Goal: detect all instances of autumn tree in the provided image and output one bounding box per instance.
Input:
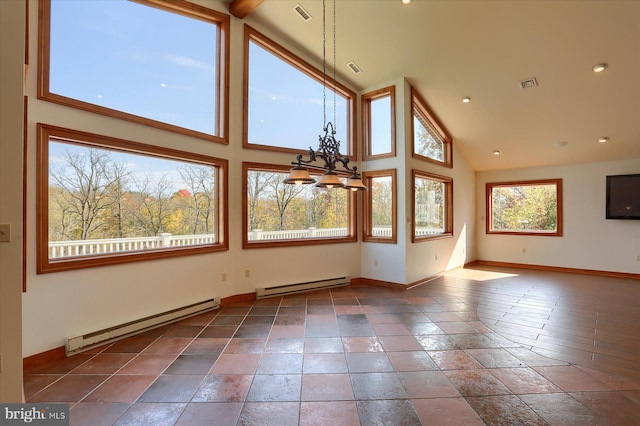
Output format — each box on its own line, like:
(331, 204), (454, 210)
(371, 177), (392, 229)
(414, 116), (444, 161)
(49, 147), (124, 240)
(179, 164), (217, 234)
(267, 173), (306, 231)
(247, 171), (274, 231)
(491, 184), (557, 231)
(126, 174), (175, 236)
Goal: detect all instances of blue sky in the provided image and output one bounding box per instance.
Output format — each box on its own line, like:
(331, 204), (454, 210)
(49, 141), (199, 192)
(50, 0), (217, 135)
(49, 0), (350, 151)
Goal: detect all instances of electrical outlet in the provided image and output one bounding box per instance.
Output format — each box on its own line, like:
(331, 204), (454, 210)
(636, 255), (640, 262)
(221, 272), (227, 281)
(434, 255), (438, 261)
(244, 269), (250, 278)
(0, 224), (10, 243)
(522, 248), (527, 254)
(374, 259), (378, 267)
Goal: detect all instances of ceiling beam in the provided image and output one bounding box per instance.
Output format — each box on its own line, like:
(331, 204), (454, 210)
(229, 0), (264, 19)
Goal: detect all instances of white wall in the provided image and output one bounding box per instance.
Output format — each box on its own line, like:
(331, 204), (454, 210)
(476, 159), (640, 274)
(360, 78), (477, 285)
(360, 78), (409, 284)
(21, 0), (362, 357)
(0, 0), (25, 401)
(404, 100), (477, 284)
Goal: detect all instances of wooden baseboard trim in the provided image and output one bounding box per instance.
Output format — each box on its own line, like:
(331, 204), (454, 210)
(221, 292), (256, 306)
(23, 346), (65, 371)
(474, 260), (640, 280)
(352, 272), (445, 291)
(352, 277), (407, 290)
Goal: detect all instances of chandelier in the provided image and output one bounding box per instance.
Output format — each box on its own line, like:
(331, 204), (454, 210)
(283, 0), (366, 191)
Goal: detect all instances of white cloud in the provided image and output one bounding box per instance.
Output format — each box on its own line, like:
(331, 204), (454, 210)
(165, 54), (215, 73)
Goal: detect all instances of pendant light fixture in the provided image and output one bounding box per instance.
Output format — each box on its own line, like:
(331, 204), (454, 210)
(283, 0), (366, 192)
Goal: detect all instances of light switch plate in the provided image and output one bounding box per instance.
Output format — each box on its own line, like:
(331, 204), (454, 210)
(0, 224), (11, 242)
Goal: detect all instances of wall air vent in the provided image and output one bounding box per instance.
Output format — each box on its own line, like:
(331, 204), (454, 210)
(293, 4), (312, 21)
(519, 77), (538, 89)
(347, 61), (362, 74)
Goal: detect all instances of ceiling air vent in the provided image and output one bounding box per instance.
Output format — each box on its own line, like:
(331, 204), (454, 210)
(347, 61), (362, 74)
(519, 77), (538, 89)
(293, 4), (312, 21)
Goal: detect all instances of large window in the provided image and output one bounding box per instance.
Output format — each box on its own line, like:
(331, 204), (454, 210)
(243, 163), (356, 248)
(412, 170), (453, 242)
(363, 170), (396, 243)
(362, 86), (395, 160)
(411, 87), (453, 168)
(37, 124), (228, 273)
(486, 179), (563, 236)
(244, 26), (356, 155)
(39, 0), (230, 143)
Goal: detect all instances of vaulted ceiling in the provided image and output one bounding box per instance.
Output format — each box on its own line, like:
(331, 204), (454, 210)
(230, 0), (640, 171)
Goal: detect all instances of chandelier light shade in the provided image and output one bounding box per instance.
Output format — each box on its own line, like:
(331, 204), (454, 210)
(316, 171), (344, 189)
(284, 0), (366, 191)
(282, 165), (315, 185)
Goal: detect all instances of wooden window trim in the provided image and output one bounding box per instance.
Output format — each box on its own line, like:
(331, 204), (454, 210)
(36, 123), (229, 274)
(412, 169), (454, 243)
(362, 169), (397, 244)
(242, 162), (357, 249)
(243, 25), (357, 157)
(486, 178), (563, 236)
(37, 0), (230, 144)
(411, 87), (453, 168)
(362, 86), (396, 160)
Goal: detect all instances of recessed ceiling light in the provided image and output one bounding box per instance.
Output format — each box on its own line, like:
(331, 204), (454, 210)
(402, 0), (411, 4)
(555, 141), (568, 148)
(462, 97), (471, 103)
(597, 136), (610, 143)
(492, 150), (501, 156)
(592, 63), (608, 73)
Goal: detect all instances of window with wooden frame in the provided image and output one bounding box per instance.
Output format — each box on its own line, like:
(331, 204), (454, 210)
(243, 162), (357, 249)
(39, 0), (230, 144)
(411, 87), (453, 168)
(362, 86), (395, 160)
(363, 169), (396, 243)
(412, 170), (453, 242)
(37, 124), (228, 274)
(244, 25), (356, 155)
(486, 179), (563, 236)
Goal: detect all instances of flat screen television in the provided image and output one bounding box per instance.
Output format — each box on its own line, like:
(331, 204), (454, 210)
(606, 173), (640, 220)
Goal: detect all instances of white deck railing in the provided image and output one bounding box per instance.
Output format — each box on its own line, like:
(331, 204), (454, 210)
(49, 227), (445, 258)
(248, 227), (348, 241)
(48, 233), (216, 259)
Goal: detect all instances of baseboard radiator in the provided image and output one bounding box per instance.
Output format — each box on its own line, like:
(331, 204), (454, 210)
(256, 276), (350, 299)
(65, 297), (220, 356)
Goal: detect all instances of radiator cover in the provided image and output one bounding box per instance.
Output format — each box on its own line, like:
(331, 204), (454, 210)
(66, 297), (220, 355)
(256, 276), (350, 299)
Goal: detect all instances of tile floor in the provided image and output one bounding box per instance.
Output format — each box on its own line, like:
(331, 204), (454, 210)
(23, 266), (640, 425)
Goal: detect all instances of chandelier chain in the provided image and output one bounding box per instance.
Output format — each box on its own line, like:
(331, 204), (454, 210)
(322, 0), (326, 127)
(333, 0), (337, 133)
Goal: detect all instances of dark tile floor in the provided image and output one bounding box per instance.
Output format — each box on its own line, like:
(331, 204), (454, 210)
(24, 266), (640, 425)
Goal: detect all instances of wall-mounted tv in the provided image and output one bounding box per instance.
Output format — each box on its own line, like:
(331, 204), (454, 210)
(606, 173), (640, 220)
